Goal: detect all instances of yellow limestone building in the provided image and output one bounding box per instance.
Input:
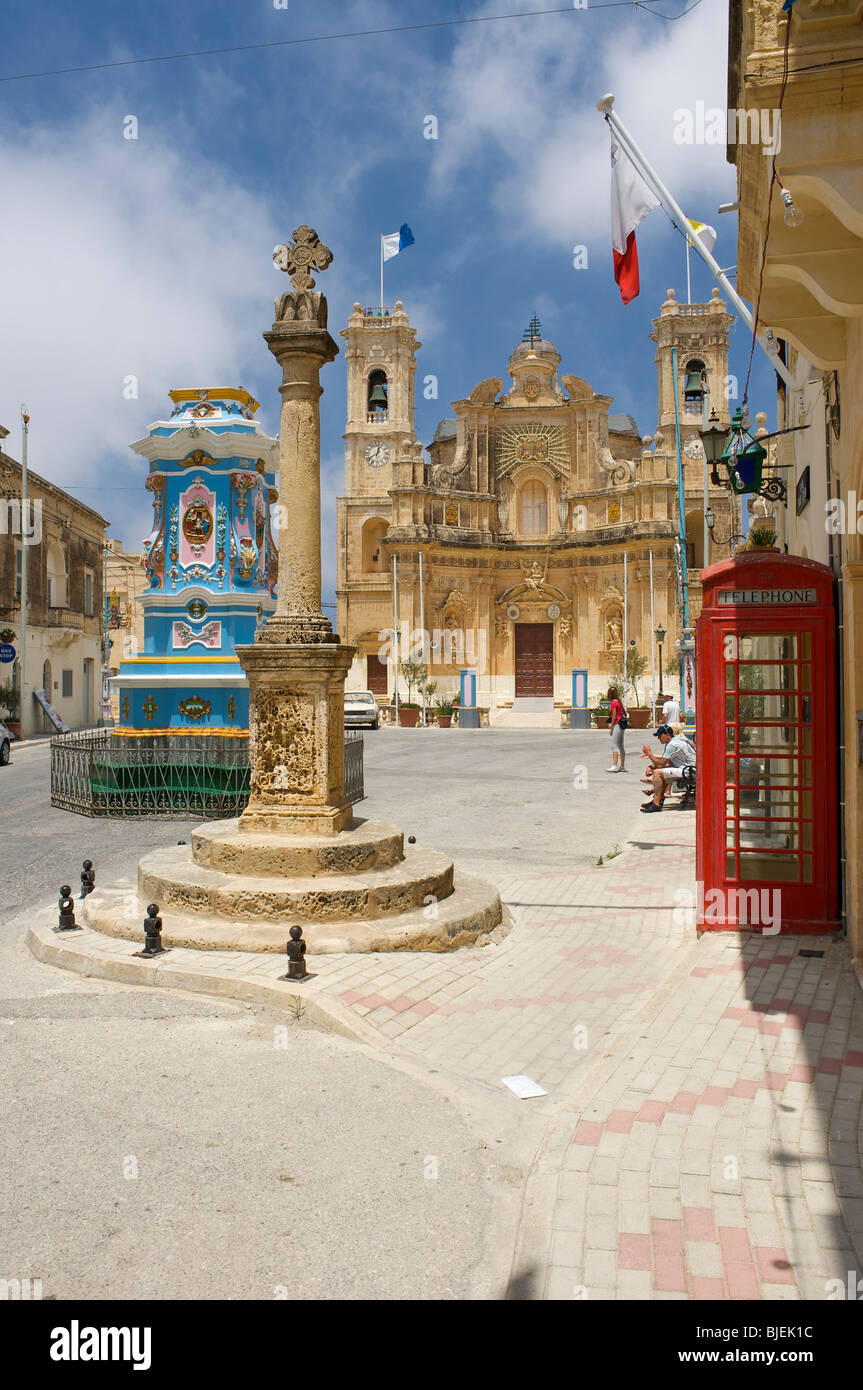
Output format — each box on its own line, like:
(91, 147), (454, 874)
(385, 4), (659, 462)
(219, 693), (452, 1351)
(337, 293), (739, 721)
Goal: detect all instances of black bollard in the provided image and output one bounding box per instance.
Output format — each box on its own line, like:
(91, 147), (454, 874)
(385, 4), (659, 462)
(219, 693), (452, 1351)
(56, 885), (80, 932)
(135, 903), (169, 958)
(408, 835), (416, 844)
(281, 924), (313, 983)
(80, 859), (95, 899)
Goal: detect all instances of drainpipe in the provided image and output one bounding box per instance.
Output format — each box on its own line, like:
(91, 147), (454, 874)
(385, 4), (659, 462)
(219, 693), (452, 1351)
(826, 381), (847, 939)
(19, 406), (29, 740)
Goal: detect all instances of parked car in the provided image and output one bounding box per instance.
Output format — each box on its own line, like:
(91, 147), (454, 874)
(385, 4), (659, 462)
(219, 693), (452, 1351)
(0, 719), (12, 766)
(344, 691), (380, 730)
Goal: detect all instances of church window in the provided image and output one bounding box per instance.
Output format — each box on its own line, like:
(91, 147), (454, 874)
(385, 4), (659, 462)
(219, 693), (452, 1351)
(518, 479), (548, 538)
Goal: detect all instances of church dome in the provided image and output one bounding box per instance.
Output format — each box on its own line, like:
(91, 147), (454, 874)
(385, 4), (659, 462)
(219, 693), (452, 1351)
(511, 338), (559, 361)
(432, 418), (457, 442)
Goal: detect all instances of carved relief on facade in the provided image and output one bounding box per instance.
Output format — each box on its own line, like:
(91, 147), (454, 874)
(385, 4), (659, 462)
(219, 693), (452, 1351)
(604, 606), (624, 649)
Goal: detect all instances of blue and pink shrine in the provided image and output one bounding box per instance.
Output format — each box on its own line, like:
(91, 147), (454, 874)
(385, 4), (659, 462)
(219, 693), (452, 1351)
(114, 388), (278, 737)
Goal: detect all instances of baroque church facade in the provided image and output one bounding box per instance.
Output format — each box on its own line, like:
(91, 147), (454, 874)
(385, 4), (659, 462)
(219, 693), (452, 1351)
(336, 287), (739, 719)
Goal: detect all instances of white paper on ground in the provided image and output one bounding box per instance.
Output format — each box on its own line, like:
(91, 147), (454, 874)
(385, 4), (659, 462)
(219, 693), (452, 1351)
(501, 1074), (547, 1099)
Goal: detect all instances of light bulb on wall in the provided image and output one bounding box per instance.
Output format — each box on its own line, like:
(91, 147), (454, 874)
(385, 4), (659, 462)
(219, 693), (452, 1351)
(781, 187), (804, 229)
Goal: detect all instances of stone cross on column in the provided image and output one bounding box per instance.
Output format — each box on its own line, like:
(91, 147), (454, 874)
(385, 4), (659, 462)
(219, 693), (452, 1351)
(235, 228), (355, 836)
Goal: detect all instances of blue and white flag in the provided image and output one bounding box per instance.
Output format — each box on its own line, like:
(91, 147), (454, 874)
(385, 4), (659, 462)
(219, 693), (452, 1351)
(382, 224), (415, 261)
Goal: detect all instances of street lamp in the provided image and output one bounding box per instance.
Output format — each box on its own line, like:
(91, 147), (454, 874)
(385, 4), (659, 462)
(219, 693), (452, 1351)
(701, 407), (728, 488)
(655, 624), (666, 712)
(705, 504), (746, 549)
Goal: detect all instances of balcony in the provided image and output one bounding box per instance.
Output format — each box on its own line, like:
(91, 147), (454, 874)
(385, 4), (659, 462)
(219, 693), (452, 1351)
(731, 2), (863, 370)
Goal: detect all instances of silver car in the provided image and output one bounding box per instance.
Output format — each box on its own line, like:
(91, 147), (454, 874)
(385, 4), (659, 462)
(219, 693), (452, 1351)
(0, 719), (11, 766)
(344, 691), (380, 730)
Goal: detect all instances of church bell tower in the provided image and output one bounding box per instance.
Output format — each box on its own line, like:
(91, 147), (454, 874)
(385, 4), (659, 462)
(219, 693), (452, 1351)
(337, 301), (421, 685)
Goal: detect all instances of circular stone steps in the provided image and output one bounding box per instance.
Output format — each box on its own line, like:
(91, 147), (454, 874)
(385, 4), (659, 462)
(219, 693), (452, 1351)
(137, 843), (454, 922)
(191, 818), (405, 877)
(83, 875), (509, 954)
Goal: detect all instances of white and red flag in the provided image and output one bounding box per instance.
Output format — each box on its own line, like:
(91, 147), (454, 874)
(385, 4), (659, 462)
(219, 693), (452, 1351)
(609, 132), (659, 304)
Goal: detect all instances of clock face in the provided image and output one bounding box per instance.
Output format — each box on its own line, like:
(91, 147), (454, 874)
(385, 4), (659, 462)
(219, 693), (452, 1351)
(365, 441), (390, 468)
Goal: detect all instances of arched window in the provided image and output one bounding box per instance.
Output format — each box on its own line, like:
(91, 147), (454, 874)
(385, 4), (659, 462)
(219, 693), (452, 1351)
(361, 518), (389, 573)
(682, 358), (706, 416)
(518, 479), (548, 538)
(685, 510), (705, 569)
(367, 370), (389, 418)
(46, 542), (68, 608)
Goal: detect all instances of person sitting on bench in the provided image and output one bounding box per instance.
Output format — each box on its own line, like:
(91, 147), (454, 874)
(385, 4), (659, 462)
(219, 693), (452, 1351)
(639, 724), (696, 814)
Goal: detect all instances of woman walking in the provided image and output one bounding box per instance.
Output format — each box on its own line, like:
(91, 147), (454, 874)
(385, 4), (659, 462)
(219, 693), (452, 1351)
(606, 685), (627, 773)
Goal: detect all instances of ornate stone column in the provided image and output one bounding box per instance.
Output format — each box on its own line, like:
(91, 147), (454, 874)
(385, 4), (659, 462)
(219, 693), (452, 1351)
(236, 227), (355, 836)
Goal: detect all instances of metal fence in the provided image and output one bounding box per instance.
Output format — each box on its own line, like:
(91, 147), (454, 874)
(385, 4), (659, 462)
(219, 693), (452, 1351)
(50, 728), (364, 818)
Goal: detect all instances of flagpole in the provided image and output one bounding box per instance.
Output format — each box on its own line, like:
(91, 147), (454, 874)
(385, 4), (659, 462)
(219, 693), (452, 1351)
(623, 551), (628, 702)
(380, 237), (384, 314)
(649, 549), (656, 715)
(685, 236), (691, 305)
(597, 94), (798, 394)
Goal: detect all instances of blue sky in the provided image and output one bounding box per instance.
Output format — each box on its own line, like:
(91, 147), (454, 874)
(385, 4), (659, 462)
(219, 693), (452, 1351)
(0, 0), (775, 603)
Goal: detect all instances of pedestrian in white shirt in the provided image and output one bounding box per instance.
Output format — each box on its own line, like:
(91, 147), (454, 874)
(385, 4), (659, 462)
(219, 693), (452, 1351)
(661, 693), (681, 726)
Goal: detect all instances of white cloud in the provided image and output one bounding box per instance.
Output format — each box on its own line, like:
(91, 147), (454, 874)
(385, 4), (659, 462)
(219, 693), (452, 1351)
(0, 107), (288, 543)
(429, 0), (732, 245)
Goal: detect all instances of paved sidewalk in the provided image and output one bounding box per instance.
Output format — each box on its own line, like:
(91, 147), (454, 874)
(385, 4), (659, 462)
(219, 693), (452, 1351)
(26, 766), (863, 1302)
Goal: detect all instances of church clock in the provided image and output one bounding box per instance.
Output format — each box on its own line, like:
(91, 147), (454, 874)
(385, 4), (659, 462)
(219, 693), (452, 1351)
(365, 441), (391, 468)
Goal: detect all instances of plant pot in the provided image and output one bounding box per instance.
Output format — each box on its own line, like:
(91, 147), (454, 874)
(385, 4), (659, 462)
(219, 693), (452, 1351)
(397, 707), (420, 727)
(437, 715), (452, 728)
(5, 720), (20, 738)
(627, 708), (652, 729)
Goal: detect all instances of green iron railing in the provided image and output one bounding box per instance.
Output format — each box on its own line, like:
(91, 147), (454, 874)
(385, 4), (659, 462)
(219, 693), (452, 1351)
(50, 729), (364, 818)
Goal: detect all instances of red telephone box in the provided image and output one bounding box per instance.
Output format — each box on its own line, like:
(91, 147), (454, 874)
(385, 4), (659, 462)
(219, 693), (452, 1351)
(696, 552), (838, 933)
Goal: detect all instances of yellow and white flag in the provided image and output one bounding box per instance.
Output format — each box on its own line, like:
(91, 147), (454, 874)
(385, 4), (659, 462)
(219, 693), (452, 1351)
(687, 219), (717, 254)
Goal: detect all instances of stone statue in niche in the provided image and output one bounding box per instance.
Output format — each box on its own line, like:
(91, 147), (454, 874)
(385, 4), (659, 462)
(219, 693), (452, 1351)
(606, 610), (623, 648)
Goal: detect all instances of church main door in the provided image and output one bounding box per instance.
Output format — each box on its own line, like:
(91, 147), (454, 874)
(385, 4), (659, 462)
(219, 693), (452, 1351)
(366, 654), (388, 695)
(514, 623), (554, 698)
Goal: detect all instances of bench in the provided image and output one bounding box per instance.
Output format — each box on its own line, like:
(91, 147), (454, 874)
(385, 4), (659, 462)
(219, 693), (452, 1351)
(675, 764), (696, 809)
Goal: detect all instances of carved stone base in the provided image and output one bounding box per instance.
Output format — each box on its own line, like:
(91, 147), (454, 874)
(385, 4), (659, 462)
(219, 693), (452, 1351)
(257, 613), (337, 646)
(235, 639), (355, 836)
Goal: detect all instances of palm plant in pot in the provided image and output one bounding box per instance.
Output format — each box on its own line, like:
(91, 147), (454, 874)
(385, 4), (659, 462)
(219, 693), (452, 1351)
(434, 693), (456, 728)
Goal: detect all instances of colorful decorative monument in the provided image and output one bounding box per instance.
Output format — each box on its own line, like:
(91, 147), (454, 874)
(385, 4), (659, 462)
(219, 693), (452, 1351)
(114, 389), (278, 737)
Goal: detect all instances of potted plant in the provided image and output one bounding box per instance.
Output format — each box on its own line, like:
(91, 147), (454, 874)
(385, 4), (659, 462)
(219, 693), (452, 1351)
(397, 658), (427, 726)
(745, 523), (779, 552)
(612, 644), (652, 727)
(0, 680), (20, 738)
(435, 694), (455, 728)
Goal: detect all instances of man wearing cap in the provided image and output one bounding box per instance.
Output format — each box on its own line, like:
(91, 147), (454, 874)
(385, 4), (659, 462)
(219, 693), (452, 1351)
(639, 725), (695, 813)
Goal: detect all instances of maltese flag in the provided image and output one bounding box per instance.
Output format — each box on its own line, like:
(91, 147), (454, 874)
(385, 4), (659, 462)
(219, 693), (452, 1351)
(610, 133), (659, 304)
